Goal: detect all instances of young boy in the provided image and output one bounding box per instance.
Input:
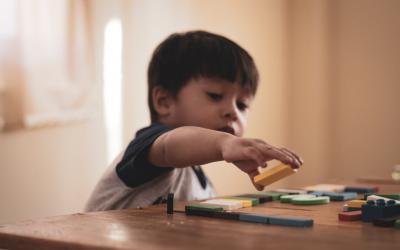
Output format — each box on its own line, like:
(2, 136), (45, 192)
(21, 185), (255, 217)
(85, 30), (302, 212)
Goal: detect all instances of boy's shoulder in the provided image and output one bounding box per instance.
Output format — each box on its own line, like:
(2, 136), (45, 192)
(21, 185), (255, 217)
(134, 123), (174, 141)
(136, 122), (173, 135)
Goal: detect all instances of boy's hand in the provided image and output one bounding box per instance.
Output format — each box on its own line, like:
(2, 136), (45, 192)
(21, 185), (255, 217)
(220, 136), (303, 191)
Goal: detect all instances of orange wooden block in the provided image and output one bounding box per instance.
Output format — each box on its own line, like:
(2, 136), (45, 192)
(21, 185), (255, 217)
(254, 164), (297, 186)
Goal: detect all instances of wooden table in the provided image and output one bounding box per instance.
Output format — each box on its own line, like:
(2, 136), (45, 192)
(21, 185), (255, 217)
(1, 182), (399, 250)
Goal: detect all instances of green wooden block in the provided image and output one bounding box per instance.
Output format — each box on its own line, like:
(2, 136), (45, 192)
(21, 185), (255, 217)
(375, 194), (400, 200)
(280, 194), (316, 203)
(185, 204), (224, 212)
(257, 191), (287, 201)
(291, 196), (330, 205)
(395, 219), (400, 229)
(227, 196), (260, 206)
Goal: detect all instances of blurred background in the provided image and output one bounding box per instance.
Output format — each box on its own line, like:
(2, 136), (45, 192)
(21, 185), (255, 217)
(0, 0), (399, 224)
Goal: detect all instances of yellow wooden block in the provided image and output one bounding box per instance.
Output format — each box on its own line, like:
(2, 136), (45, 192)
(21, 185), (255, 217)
(347, 200), (367, 208)
(220, 199), (252, 208)
(253, 164), (297, 186)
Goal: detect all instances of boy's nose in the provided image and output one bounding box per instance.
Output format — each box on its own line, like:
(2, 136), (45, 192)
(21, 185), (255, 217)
(223, 105), (238, 121)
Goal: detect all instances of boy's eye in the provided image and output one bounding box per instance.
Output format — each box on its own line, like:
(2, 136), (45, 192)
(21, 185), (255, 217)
(206, 92), (223, 101)
(237, 101), (248, 111)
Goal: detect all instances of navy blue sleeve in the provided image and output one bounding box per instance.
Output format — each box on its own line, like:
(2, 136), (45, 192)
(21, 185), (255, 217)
(116, 123), (174, 188)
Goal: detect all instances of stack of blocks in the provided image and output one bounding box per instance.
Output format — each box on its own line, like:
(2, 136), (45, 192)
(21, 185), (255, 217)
(361, 199), (400, 223)
(339, 194), (400, 228)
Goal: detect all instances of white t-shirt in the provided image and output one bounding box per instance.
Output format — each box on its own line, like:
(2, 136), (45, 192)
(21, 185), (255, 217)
(85, 123), (216, 212)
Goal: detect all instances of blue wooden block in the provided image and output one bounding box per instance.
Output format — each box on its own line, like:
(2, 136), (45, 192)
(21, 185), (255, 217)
(267, 215), (313, 227)
(239, 214), (269, 224)
(345, 186), (378, 194)
(309, 191), (357, 201)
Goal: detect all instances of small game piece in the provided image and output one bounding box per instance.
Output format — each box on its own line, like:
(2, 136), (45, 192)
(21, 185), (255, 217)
(347, 200), (367, 208)
(395, 219), (400, 229)
(273, 188), (308, 194)
(186, 205), (314, 228)
(338, 211), (362, 221)
(254, 164), (297, 186)
(367, 195), (400, 204)
(291, 196), (330, 205)
(303, 184), (346, 192)
(220, 198), (253, 208)
(309, 191), (357, 201)
(364, 194), (400, 200)
(167, 193), (174, 214)
(342, 204), (361, 212)
(239, 214), (269, 224)
(185, 204), (224, 218)
(280, 194), (316, 203)
(213, 211), (240, 220)
(185, 204), (224, 212)
(268, 215), (314, 227)
(236, 194), (273, 204)
(226, 196), (260, 206)
(257, 191), (287, 201)
(344, 185), (379, 194)
(202, 199), (243, 210)
(372, 216), (400, 227)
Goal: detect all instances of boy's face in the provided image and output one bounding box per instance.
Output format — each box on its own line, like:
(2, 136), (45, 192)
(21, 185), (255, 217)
(166, 77), (254, 137)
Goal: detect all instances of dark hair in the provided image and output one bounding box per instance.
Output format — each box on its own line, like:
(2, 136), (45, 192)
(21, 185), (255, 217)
(147, 30), (259, 122)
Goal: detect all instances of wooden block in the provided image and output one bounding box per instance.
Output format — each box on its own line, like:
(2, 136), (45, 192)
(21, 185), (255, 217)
(220, 198), (252, 208)
(345, 185), (379, 194)
(185, 204), (224, 212)
(273, 188), (308, 194)
(239, 214), (269, 224)
(343, 204), (361, 212)
(254, 164), (297, 186)
(338, 211), (362, 221)
(373, 216), (400, 227)
(304, 184), (346, 192)
(364, 194), (400, 200)
(213, 211), (240, 220)
(225, 196), (260, 206)
(257, 191), (287, 200)
(201, 199), (243, 210)
(236, 194), (272, 204)
(395, 219), (400, 229)
(367, 195), (400, 204)
(291, 196), (330, 205)
(280, 194), (316, 203)
(309, 191), (358, 201)
(185, 206), (239, 220)
(361, 199), (400, 222)
(347, 200), (367, 208)
(268, 215), (314, 227)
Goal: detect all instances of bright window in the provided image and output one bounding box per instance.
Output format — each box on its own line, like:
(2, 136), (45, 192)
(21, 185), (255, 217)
(103, 18), (123, 164)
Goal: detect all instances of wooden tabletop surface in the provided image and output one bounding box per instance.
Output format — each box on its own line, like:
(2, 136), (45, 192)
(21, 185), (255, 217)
(1, 182), (399, 250)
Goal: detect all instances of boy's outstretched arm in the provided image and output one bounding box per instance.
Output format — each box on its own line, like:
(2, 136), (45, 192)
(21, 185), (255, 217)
(149, 126), (302, 189)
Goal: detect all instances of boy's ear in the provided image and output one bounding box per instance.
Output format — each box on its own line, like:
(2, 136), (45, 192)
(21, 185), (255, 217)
(152, 86), (175, 118)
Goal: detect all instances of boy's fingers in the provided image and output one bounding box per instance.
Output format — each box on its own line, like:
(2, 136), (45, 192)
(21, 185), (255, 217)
(281, 147), (303, 168)
(244, 147), (266, 167)
(248, 169), (264, 191)
(258, 144), (292, 165)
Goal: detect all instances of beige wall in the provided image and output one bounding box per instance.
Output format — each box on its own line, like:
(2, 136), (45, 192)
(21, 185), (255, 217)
(1, 0), (399, 224)
(287, 0), (400, 186)
(330, 0), (400, 179)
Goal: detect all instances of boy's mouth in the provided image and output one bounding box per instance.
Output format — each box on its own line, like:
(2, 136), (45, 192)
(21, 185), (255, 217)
(217, 126), (235, 135)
